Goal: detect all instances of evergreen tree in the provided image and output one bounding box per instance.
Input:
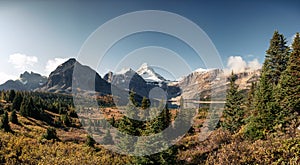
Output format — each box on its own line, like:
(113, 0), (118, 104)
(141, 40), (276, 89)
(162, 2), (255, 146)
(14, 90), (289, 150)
(141, 97), (150, 110)
(20, 97), (41, 119)
(12, 92), (23, 111)
(141, 97), (150, 119)
(133, 103), (176, 164)
(8, 90), (16, 103)
(0, 106), (4, 115)
(133, 136), (176, 165)
(116, 91), (140, 153)
(42, 127), (58, 140)
(275, 32), (300, 127)
(148, 104), (172, 133)
(20, 98), (30, 117)
(61, 114), (71, 127)
(265, 31), (290, 85)
(0, 112), (11, 132)
(54, 116), (62, 127)
(161, 104), (171, 129)
(129, 89), (137, 106)
(221, 72), (244, 133)
(244, 72), (278, 140)
(86, 135), (96, 148)
(0, 91), (4, 100)
(244, 31), (290, 140)
(245, 82), (256, 117)
(102, 129), (114, 145)
(10, 110), (18, 124)
(109, 115), (116, 127)
(2, 91), (8, 102)
(119, 92), (140, 135)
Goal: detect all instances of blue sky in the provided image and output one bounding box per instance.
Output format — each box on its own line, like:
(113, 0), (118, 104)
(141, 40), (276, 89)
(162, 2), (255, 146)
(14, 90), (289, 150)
(0, 0), (299, 83)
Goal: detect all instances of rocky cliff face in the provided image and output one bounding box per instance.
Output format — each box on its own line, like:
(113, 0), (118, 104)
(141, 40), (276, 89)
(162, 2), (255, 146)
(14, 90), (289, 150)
(170, 68), (261, 101)
(171, 69), (224, 100)
(40, 58), (111, 94)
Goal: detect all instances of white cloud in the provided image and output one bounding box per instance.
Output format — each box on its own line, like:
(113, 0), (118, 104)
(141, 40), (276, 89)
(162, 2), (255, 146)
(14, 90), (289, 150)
(225, 56), (262, 74)
(247, 58), (261, 71)
(0, 72), (18, 84)
(227, 56), (247, 73)
(8, 53), (38, 70)
(45, 58), (68, 75)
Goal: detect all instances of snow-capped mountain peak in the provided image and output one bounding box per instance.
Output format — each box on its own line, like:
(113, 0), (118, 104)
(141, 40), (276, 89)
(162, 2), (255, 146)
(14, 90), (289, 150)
(136, 63), (166, 82)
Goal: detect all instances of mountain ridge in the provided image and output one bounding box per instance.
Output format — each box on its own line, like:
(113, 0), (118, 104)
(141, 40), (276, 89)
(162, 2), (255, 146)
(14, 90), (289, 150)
(0, 58), (261, 102)
(0, 71), (47, 91)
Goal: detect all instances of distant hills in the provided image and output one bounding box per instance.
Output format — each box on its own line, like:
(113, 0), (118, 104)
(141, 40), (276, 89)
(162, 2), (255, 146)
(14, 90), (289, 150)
(0, 58), (261, 101)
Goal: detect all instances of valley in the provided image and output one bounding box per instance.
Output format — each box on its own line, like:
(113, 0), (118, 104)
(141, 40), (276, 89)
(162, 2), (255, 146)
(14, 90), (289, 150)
(0, 32), (299, 164)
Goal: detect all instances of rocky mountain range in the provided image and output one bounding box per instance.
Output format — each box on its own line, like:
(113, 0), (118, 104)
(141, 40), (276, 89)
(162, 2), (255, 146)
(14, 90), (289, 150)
(0, 58), (261, 102)
(169, 68), (261, 101)
(0, 71), (47, 91)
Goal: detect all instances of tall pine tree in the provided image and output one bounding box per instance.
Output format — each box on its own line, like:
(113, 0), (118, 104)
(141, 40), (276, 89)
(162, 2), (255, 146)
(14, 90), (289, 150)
(12, 92), (23, 111)
(221, 72), (244, 133)
(0, 112), (11, 132)
(244, 31), (290, 139)
(10, 110), (18, 124)
(265, 31), (290, 85)
(141, 97), (150, 119)
(116, 91), (140, 153)
(245, 82), (256, 117)
(275, 32), (300, 127)
(8, 90), (16, 103)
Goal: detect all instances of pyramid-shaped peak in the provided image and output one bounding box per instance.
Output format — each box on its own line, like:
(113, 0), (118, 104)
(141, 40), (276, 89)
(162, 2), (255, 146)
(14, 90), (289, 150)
(137, 63), (166, 82)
